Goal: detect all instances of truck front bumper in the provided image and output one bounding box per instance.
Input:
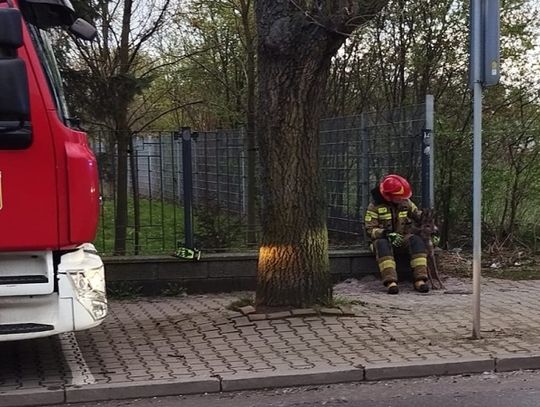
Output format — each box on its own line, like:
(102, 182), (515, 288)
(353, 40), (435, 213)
(0, 244), (107, 341)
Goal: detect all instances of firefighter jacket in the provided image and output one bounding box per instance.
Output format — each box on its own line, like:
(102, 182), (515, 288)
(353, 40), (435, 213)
(364, 187), (422, 241)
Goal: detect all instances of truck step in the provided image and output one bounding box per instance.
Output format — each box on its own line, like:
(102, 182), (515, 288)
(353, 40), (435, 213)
(0, 275), (48, 284)
(0, 323), (54, 335)
(0, 252), (54, 296)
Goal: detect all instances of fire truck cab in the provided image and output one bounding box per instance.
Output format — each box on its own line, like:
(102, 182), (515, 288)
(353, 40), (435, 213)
(0, 0), (106, 341)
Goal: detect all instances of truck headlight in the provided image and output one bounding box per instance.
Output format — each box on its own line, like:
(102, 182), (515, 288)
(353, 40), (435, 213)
(66, 268), (107, 321)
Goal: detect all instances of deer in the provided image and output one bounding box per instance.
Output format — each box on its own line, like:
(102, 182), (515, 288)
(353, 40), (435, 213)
(412, 208), (445, 290)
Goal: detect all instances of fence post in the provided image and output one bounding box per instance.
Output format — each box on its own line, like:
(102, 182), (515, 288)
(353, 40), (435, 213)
(361, 113), (370, 213)
(241, 128), (247, 216)
(422, 95), (435, 208)
(181, 127), (194, 248)
(129, 135), (141, 255)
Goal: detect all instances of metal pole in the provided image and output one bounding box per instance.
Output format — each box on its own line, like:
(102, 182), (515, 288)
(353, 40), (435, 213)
(421, 130), (430, 209)
(425, 95), (435, 208)
(182, 127), (194, 249)
(361, 113), (370, 212)
(471, 0), (483, 339)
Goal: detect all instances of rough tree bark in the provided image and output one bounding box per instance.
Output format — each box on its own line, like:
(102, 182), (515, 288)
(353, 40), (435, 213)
(238, 0), (258, 247)
(255, 0), (389, 307)
(113, 0), (133, 255)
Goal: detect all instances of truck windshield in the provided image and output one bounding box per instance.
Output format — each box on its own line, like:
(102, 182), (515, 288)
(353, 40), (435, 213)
(27, 24), (71, 122)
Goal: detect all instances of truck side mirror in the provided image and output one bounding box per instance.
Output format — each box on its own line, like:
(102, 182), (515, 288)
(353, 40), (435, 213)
(0, 59), (29, 122)
(69, 18), (97, 41)
(19, 0), (97, 42)
(0, 8), (23, 49)
(0, 8), (32, 149)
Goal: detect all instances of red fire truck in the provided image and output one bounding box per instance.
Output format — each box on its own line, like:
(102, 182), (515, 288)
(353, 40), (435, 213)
(0, 0), (106, 340)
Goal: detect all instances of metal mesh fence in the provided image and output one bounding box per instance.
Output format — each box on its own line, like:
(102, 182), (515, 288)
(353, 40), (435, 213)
(90, 103), (429, 255)
(192, 129), (247, 215)
(90, 129), (254, 255)
(321, 104), (426, 244)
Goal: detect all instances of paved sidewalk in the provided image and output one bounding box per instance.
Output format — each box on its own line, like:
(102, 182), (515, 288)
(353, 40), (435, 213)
(2, 276), (540, 406)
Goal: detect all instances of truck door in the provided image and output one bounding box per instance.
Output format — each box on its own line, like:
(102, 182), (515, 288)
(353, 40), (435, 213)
(0, 6), (59, 250)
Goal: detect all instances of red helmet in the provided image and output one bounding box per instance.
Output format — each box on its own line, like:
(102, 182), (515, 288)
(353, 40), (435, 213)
(379, 174), (412, 201)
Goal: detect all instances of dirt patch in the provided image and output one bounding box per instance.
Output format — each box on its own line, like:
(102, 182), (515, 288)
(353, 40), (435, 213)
(438, 249), (540, 280)
(334, 274), (470, 296)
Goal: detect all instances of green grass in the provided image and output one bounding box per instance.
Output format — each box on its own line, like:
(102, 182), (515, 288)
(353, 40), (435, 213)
(94, 197), (249, 255)
(94, 198), (185, 256)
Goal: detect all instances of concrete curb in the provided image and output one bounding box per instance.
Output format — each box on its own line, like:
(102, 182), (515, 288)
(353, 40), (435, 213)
(495, 353), (540, 372)
(220, 367), (364, 392)
(364, 357), (494, 381)
(0, 388), (64, 407)
(5, 355), (540, 406)
(64, 377), (221, 404)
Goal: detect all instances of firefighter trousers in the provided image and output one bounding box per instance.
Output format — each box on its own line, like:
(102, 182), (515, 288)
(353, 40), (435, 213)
(372, 234), (428, 285)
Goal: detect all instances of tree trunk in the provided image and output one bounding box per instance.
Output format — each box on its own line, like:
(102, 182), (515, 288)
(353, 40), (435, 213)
(255, 59), (332, 305)
(255, 10), (340, 307)
(239, 0), (258, 247)
(114, 131), (129, 255)
(254, 0), (388, 307)
(113, 0), (133, 255)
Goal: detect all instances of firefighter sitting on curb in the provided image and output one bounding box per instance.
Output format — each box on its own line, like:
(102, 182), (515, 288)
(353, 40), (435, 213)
(364, 174), (430, 294)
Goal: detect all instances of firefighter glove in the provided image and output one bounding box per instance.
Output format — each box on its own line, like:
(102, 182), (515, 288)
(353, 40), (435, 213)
(175, 246), (202, 260)
(387, 232), (404, 247)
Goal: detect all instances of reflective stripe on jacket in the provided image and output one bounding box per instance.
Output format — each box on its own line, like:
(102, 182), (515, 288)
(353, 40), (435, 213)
(364, 199), (422, 241)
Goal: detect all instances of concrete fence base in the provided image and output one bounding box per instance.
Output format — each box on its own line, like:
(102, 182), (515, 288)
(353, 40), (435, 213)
(103, 249), (419, 295)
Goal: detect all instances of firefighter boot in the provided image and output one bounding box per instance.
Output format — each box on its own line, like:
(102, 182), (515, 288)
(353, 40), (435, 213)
(374, 239), (398, 294)
(379, 257), (398, 294)
(387, 282), (399, 294)
(411, 253), (429, 293)
(414, 280), (429, 293)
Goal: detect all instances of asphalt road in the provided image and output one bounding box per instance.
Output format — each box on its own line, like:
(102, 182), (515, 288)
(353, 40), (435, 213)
(51, 370), (540, 407)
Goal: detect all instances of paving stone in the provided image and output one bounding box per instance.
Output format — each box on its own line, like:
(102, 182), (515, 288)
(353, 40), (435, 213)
(320, 308), (344, 316)
(267, 311), (292, 320)
(199, 323), (218, 332)
(9, 277), (540, 406)
(338, 305), (356, 316)
(291, 308), (318, 317)
(232, 316), (254, 327)
(213, 318), (231, 326)
(248, 313), (267, 321)
(239, 306), (257, 315)
(218, 325), (240, 334)
(253, 320), (274, 329)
